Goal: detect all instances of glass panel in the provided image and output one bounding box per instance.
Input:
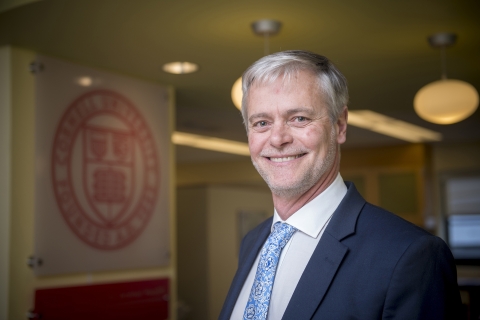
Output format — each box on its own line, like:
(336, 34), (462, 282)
(449, 215), (480, 247)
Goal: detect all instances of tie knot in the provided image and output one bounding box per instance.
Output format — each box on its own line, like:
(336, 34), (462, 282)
(271, 222), (297, 249)
(273, 221), (296, 232)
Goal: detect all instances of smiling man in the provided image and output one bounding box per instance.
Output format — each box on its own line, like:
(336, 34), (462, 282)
(219, 50), (461, 320)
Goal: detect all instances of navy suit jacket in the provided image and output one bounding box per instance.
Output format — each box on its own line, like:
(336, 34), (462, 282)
(219, 182), (461, 319)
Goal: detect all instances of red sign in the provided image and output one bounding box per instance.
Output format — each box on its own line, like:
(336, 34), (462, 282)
(51, 90), (160, 250)
(33, 279), (169, 320)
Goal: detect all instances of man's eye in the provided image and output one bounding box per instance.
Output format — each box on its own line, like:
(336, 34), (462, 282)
(288, 116), (311, 127)
(251, 120), (270, 132)
(293, 116), (309, 123)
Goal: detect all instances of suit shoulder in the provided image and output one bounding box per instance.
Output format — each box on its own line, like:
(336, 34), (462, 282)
(356, 202), (438, 245)
(342, 202), (454, 280)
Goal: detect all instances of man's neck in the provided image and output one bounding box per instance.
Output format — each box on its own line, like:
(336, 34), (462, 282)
(272, 152), (340, 221)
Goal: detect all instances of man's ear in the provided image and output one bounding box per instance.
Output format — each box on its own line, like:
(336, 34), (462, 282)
(336, 106), (348, 145)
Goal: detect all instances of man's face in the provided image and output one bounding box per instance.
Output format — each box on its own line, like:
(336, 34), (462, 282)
(246, 70), (346, 198)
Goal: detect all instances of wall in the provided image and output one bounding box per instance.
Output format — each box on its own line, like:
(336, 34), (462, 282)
(206, 186), (273, 319)
(0, 46), (12, 320)
(177, 160), (265, 187)
(177, 187), (208, 320)
(177, 185), (273, 320)
(9, 46), (36, 320)
(432, 142), (480, 172)
(3, 46), (177, 320)
(341, 144), (429, 226)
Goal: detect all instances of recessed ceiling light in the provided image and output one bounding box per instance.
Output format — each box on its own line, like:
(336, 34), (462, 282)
(162, 62), (199, 74)
(76, 76), (93, 86)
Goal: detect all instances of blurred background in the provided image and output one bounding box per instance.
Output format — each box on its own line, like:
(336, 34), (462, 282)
(1, 0), (479, 319)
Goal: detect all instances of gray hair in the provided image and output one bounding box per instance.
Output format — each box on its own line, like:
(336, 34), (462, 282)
(241, 50), (349, 129)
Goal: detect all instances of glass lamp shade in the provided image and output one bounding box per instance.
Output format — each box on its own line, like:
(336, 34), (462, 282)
(231, 77), (243, 110)
(414, 79), (479, 124)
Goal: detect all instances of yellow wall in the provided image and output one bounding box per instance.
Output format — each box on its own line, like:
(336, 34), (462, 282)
(0, 46), (12, 320)
(177, 185), (273, 320)
(340, 144), (428, 226)
(177, 187), (208, 320)
(432, 142), (480, 172)
(206, 186), (273, 319)
(9, 46), (36, 320)
(3, 46), (177, 320)
(177, 160), (266, 187)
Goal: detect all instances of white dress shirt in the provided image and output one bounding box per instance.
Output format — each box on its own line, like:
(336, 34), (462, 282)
(230, 173), (347, 320)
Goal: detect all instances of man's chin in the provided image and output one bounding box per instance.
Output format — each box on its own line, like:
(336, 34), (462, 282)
(253, 161), (312, 197)
(268, 182), (310, 199)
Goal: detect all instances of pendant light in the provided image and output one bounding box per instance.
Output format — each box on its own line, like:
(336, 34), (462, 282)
(414, 33), (479, 124)
(231, 19), (282, 110)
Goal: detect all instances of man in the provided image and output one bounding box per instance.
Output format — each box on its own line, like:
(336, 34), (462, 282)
(219, 50), (461, 319)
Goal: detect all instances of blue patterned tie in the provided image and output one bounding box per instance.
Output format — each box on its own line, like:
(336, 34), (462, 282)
(243, 222), (297, 320)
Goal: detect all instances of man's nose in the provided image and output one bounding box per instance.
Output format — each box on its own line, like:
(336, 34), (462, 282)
(269, 121), (293, 148)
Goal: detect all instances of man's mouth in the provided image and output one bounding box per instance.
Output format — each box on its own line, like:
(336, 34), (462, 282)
(268, 153), (306, 163)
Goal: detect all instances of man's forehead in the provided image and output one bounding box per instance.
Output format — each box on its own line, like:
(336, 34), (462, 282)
(245, 70), (328, 124)
(250, 69), (318, 91)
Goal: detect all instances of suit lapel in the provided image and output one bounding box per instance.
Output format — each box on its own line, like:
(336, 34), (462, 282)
(282, 233), (348, 319)
(218, 218), (272, 320)
(282, 182), (366, 320)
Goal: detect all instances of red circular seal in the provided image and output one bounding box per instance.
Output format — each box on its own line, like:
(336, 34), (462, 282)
(51, 90), (160, 250)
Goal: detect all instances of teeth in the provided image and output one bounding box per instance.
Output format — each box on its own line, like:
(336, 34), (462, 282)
(270, 155), (301, 163)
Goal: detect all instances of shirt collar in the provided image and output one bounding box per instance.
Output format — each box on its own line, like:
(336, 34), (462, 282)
(272, 173), (347, 238)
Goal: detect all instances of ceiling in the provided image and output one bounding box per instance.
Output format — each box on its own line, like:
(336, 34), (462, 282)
(1, 0), (479, 163)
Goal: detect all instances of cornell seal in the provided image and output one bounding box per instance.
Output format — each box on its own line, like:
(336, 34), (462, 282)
(51, 90), (160, 250)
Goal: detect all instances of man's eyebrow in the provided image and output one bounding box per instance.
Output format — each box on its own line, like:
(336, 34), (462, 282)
(285, 107), (316, 116)
(248, 107), (317, 123)
(248, 112), (271, 123)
